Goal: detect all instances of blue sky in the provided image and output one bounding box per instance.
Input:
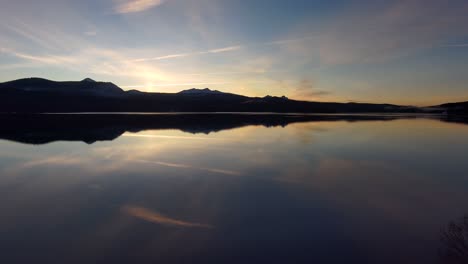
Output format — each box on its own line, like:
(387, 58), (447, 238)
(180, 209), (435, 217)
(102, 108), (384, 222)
(0, 0), (467, 105)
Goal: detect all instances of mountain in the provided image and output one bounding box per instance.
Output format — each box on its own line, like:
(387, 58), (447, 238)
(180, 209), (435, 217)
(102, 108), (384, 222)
(0, 77), (440, 113)
(436, 101), (468, 114)
(178, 88), (227, 95)
(81, 78), (96, 83)
(0, 77), (124, 96)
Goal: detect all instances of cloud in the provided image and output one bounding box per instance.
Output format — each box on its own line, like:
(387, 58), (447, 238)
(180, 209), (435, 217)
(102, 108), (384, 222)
(133, 53), (190, 62)
(133, 45), (243, 62)
(0, 45), (177, 90)
(122, 205), (213, 228)
(265, 36), (314, 46)
(287, 80), (332, 100)
(1, 17), (91, 53)
(131, 38), (315, 63)
(1, 47), (80, 65)
(0, 62), (35, 71)
(2, 23), (61, 51)
(270, 0), (468, 66)
(305, 90), (332, 97)
(114, 0), (166, 14)
(204, 45), (242, 54)
(185, 70), (268, 76)
(441, 43), (468, 48)
(316, 0), (468, 64)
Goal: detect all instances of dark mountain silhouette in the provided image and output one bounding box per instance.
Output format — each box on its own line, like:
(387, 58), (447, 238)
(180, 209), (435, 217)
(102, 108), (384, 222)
(0, 113), (454, 145)
(178, 88), (228, 95)
(0, 77), (429, 113)
(0, 77), (123, 96)
(436, 101), (468, 114)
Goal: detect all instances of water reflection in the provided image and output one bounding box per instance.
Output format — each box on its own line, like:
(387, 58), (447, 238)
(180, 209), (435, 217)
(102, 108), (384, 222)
(0, 115), (468, 263)
(1, 113), (462, 145)
(122, 205), (214, 228)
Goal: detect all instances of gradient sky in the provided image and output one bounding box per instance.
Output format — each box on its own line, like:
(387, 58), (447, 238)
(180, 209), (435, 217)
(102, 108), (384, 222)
(0, 0), (467, 105)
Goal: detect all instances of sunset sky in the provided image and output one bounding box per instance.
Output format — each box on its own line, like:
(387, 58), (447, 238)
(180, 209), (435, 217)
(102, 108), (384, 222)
(0, 0), (467, 105)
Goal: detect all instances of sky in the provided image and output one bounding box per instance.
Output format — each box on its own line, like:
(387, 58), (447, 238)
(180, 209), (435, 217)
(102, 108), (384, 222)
(0, 0), (467, 105)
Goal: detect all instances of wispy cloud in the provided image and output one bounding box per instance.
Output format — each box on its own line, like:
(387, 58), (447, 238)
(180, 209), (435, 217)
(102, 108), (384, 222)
(133, 45), (243, 62)
(441, 43), (468, 47)
(314, 0), (468, 65)
(133, 53), (190, 62)
(122, 205), (213, 228)
(114, 0), (166, 14)
(204, 45), (242, 54)
(131, 38), (312, 63)
(1, 47), (79, 65)
(0, 45), (175, 89)
(265, 36), (314, 46)
(0, 62), (36, 71)
(280, 79), (332, 101)
(1, 18), (88, 53)
(185, 70), (268, 76)
(3, 23), (60, 51)
(129, 36), (315, 63)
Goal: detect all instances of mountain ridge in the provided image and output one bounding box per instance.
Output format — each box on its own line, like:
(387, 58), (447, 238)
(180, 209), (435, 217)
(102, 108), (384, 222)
(0, 77), (464, 114)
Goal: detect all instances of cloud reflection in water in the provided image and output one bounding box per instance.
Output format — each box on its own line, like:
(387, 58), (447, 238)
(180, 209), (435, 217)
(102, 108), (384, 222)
(122, 205), (213, 229)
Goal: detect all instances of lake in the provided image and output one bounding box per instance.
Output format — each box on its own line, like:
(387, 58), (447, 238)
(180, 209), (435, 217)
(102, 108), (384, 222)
(0, 114), (467, 264)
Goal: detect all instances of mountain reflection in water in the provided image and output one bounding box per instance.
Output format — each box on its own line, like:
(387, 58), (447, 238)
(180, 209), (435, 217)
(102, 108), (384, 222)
(0, 113), (465, 145)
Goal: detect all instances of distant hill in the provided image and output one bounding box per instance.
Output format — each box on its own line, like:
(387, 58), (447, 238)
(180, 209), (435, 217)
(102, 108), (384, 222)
(178, 88), (228, 95)
(0, 77), (445, 113)
(436, 101), (468, 114)
(0, 78), (123, 96)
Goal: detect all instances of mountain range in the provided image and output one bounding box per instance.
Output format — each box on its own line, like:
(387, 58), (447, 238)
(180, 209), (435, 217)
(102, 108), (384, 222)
(0, 77), (465, 114)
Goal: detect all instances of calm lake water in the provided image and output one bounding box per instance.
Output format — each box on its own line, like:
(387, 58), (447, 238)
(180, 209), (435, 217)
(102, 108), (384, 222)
(1, 114), (467, 264)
